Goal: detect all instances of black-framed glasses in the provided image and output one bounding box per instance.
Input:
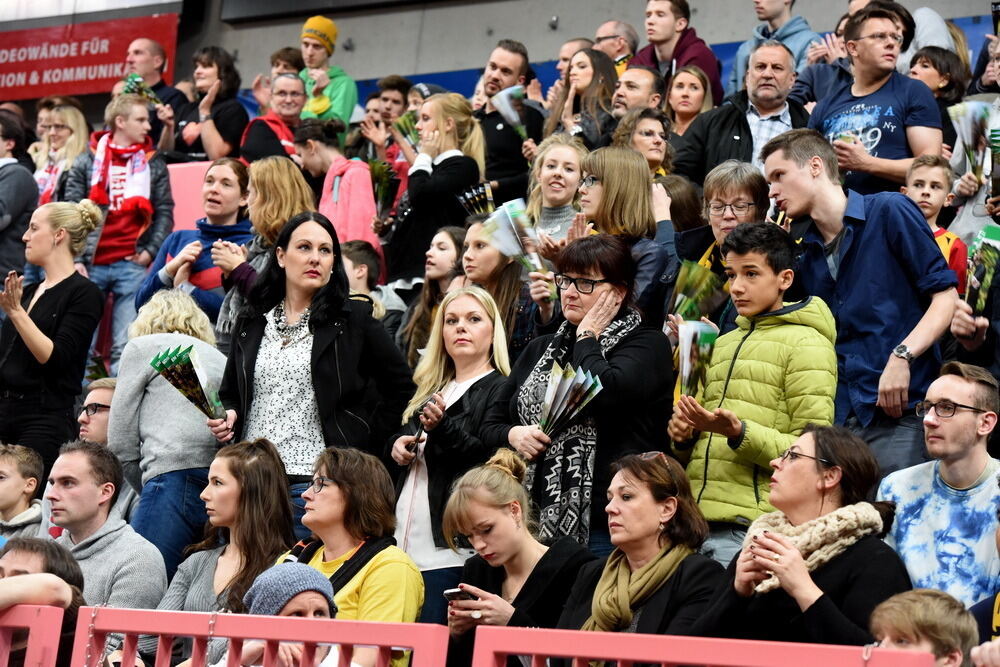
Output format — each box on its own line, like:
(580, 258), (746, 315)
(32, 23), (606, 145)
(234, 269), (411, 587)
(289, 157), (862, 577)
(81, 403), (111, 417)
(553, 273), (610, 294)
(855, 32), (903, 45)
(779, 448), (833, 466)
(707, 201), (755, 217)
(594, 34), (621, 44)
(309, 476), (336, 493)
(915, 400), (987, 419)
(579, 175), (601, 189)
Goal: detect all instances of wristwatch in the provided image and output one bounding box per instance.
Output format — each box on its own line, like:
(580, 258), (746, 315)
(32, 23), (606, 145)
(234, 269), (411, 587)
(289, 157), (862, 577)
(577, 329), (597, 341)
(199, 112), (213, 123)
(892, 344), (914, 363)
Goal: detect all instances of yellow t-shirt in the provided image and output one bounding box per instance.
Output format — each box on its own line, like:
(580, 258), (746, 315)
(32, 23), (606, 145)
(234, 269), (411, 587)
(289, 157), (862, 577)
(278, 543), (424, 667)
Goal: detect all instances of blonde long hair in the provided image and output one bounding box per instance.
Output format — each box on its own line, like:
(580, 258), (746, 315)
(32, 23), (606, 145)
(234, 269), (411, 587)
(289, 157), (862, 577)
(32, 105), (89, 173)
(248, 156), (316, 245)
(581, 146), (655, 238)
(402, 286), (510, 422)
(424, 93), (486, 179)
(128, 289), (218, 346)
(525, 134), (588, 223)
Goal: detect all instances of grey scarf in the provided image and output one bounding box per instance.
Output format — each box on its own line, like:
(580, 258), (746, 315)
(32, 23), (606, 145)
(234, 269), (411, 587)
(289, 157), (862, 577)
(216, 234), (271, 337)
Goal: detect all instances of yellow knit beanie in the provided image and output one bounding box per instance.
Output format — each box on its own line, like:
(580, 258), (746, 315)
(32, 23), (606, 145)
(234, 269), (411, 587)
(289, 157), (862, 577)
(301, 16), (338, 55)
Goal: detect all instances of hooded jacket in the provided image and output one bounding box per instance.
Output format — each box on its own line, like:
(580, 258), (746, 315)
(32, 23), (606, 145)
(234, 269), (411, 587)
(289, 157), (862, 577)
(300, 65), (358, 125)
(727, 15), (821, 96)
(672, 90), (811, 186)
(0, 499), (42, 539)
(319, 154), (382, 265)
(55, 517), (166, 609)
(682, 297), (837, 525)
(632, 27), (724, 105)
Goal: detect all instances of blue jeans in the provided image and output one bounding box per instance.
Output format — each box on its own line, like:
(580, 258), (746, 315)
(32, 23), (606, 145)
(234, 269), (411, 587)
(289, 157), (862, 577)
(845, 411), (928, 479)
(88, 259), (147, 374)
(289, 482), (312, 542)
(131, 468), (210, 581)
(420, 566), (462, 624)
(700, 524), (747, 568)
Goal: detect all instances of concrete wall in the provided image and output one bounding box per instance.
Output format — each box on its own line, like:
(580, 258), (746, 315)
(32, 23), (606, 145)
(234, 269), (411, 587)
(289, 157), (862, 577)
(177, 0), (991, 85)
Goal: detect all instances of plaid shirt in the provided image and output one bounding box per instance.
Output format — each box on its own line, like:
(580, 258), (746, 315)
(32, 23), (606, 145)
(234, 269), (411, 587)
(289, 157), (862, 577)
(746, 102), (792, 171)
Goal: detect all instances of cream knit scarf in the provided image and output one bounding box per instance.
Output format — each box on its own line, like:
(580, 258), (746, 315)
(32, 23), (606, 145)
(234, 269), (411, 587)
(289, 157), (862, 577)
(742, 502), (883, 594)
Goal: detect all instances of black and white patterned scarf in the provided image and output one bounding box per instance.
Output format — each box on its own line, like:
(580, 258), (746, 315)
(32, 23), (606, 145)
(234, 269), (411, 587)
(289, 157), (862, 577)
(516, 309), (642, 544)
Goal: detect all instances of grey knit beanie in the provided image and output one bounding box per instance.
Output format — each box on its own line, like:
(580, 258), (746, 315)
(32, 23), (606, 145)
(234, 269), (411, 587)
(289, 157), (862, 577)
(243, 563), (337, 617)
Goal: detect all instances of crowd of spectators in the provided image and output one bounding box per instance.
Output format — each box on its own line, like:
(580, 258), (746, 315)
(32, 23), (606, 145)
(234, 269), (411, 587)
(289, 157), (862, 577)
(5, 1), (1000, 665)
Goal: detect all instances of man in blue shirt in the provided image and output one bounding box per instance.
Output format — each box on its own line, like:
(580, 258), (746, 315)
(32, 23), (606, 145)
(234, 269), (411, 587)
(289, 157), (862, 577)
(761, 128), (957, 475)
(808, 6), (941, 196)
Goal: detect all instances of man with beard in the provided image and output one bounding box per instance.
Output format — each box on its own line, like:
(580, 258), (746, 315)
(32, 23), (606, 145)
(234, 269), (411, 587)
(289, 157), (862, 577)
(473, 39), (545, 204)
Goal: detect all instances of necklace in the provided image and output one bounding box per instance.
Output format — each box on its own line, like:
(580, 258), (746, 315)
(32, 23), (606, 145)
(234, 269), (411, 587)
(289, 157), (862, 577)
(274, 300), (311, 347)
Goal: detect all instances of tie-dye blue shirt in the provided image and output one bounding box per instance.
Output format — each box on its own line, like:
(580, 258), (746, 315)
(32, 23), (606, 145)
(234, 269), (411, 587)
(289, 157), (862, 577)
(878, 459), (1000, 607)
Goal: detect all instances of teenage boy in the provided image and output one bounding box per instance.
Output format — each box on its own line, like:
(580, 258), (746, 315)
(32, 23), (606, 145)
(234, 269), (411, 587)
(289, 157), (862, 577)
(299, 15), (358, 124)
(878, 362), (1000, 607)
(761, 128), (958, 476)
(727, 0), (821, 95)
(870, 589), (979, 667)
(901, 154), (967, 295)
(0, 445), (42, 539)
(668, 222), (837, 565)
(808, 6), (941, 195)
(64, 93), (174, 374)
(341, 240), (406, 339)
(632, 0), (724, 105)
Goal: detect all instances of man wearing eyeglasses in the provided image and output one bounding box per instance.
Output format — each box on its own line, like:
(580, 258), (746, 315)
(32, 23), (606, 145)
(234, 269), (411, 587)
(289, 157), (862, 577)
(673, 40), (808, 186)
(38, 378), (138, 539)
(877, 362), (1000, 608)
(239, 74), (307, 163)
(594, 21), (639, 76)
(808, 6), (941, 196)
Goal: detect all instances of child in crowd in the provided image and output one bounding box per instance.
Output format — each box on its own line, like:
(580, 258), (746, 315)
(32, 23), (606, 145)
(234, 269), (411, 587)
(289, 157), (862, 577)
(669, 222), (837, 567)
(902, 155), (967, 295)
(871, 589), (978, 667)
(0, 445), (43, 539)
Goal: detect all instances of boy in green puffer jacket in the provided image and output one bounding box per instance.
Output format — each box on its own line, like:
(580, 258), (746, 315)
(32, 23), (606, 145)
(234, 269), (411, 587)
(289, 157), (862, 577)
(669, 222), (837, 567)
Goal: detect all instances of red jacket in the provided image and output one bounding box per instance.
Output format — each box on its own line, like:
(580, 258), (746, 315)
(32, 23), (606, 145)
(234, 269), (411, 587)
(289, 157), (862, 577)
(631, 27), (723, 105)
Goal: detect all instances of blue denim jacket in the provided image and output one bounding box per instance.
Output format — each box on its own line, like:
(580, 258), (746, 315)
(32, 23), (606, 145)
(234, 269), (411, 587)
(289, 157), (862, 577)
(792, 191), (957, 426)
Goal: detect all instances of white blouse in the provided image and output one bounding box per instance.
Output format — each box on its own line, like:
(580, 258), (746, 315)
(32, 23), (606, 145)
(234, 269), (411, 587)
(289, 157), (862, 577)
(244, 307), (326, 476)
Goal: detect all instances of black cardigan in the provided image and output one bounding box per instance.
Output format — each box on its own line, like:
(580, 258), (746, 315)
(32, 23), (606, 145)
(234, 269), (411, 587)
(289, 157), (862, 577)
(691, 534), (912, 645)
(219, 299), (415, 457)
(553, 551), (724, 666)
(480, 326), (674, 531)
(389, 370), (508, 547)
(0, 273), (104, 407)
(386, 154), (479, 283)
(448, 537), (596, 667)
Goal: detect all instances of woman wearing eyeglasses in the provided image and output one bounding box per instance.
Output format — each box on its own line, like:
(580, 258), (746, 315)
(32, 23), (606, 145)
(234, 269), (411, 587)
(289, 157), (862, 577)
(611, 107), (672, 177)
(283, 447), (423, 667)
(482, 234), (673, 553)
(674, 160), (769, 334)
(554, 452), (722, 648)
(692, 425), (911, 645)
(107, 289), (227, 579)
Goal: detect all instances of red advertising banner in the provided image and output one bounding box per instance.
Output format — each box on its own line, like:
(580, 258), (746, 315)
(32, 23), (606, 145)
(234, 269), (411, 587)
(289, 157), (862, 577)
(0, 13), (178, 101)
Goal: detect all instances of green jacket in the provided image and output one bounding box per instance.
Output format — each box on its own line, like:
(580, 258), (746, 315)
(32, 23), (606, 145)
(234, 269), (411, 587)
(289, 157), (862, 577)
(684, 296), (837, 525)
(300, 65), (358, 124)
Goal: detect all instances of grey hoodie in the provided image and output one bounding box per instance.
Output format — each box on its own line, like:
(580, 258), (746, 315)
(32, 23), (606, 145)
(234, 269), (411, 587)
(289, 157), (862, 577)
(0, 499), (42, 539)
(55, 517), (166, 610)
